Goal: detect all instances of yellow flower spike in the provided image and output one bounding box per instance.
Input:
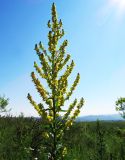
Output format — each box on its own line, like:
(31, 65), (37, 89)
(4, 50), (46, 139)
(65, 73), (80, 101)
(62, 147), (67, 157)
(34, 61), (46, 79)
(28, 3), (84, 159)
(27, 93), (44, 117)
(31, 72), (49, 101)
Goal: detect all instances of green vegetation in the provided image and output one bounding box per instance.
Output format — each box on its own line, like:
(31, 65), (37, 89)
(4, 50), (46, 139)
(116, 97), (125, 119)
(0, 116), (125, 160)
(0, 95), (10, 114)
(27, 3), (84, 159)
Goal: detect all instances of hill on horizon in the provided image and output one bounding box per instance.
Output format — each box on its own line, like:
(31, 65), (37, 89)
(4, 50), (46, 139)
(76, 114), (124, 121)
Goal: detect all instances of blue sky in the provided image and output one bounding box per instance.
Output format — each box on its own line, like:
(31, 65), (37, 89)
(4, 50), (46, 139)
(1, 0), (125, 116)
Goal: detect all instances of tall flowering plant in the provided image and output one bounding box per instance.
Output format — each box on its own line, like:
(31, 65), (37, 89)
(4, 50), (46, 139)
(27, 3), (84, 160)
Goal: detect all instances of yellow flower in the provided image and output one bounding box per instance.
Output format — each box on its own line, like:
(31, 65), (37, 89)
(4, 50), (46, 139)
(62, 147), (67, 156)
(47, 115), (53, 121)
(66, 120), (73, 127)
(42, 132), (49, 138)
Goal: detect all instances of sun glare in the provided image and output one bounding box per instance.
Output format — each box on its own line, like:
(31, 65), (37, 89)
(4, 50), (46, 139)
(110, 0), (125, 16)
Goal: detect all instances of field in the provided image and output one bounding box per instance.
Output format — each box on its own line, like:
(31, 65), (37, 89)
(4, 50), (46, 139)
(0, 116), (125, 160)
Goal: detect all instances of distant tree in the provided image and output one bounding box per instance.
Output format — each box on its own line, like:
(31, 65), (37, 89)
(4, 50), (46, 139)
(116, 97), (125, 119)
(115, 98), (125, 160)
(0, 95), (10, 114)
(27, 3), (84, 160)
